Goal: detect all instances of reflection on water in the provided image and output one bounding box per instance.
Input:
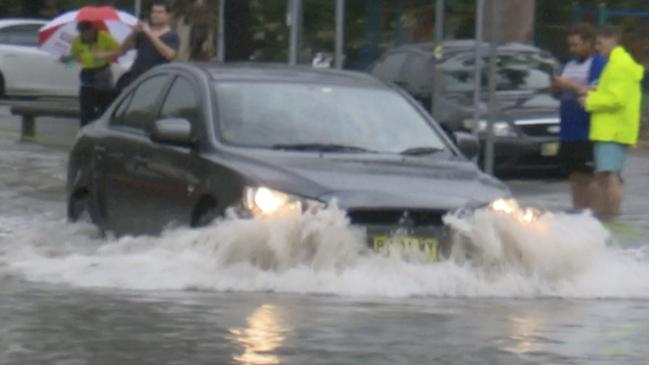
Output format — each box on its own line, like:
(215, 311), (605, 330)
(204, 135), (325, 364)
(230, 305), (287, 365)
(504, 312), (546, 354)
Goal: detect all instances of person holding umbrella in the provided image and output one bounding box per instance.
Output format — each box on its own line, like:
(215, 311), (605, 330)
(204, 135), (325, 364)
(38, 6), (138, 125)
(60, 21), (119, 127)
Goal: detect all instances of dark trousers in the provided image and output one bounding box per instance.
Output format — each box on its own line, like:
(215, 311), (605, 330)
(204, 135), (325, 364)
(79, 86), (112, 127)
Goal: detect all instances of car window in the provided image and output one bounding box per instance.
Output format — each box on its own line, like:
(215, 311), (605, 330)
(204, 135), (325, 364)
(111, 91), (134, 125)
(0, 27), (10, 44)
(214, 82), (448, 154)
(372, 52), (409, 81)
(442, 53), (555, 93)
(403, 54), (433, 93)
(111, 75), (168, 131)
(0, 24), (41, 47)
(159, 77), (200, 125)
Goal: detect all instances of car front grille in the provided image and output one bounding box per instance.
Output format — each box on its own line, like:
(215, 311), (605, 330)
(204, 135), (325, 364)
(346, 209), (446, 227)
(515, 119), (560, 137)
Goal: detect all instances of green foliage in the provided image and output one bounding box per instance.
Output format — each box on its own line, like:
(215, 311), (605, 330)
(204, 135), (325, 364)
(0, 0), (41, 16)
(0, 0), (138, 17)
(536, 0), (649, 63)
(7, 0), (649, 68)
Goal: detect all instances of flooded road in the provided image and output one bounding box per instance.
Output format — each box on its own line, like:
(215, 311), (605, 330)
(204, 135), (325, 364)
(1, 137), (648, 364)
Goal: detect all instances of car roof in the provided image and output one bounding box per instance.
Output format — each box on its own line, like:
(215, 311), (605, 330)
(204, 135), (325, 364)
(193, 62), (387, 88)
(387, 40), (550, 58)
(0, 18), (47, 28)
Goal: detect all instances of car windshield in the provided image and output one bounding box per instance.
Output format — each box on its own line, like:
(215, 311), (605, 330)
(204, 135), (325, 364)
(214, 82), (447, 154)
(442, 53), (555, 93)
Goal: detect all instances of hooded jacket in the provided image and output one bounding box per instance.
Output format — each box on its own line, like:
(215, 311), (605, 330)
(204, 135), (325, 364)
(585, 46), (644, 145)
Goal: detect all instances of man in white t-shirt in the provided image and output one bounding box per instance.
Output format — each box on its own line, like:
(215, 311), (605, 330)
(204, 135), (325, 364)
(551, 23), (607, 211)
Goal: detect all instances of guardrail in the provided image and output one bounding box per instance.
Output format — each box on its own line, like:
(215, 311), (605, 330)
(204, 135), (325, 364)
(0, 99), (79, 141)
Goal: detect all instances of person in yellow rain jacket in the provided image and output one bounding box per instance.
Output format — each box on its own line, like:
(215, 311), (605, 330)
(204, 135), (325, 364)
(579, 26), (644, 218)
(61, 21), (119, 127)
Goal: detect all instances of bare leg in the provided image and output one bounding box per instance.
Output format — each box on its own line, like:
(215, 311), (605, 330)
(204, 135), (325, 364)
(569, 171), (596, 210)
(593, 172), (622, 219)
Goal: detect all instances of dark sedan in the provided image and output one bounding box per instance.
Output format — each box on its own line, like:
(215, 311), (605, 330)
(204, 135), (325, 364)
(67, 63), (508, 259)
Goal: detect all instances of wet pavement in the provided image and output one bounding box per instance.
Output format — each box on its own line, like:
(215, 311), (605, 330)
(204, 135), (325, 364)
(1, 109), (648, 364)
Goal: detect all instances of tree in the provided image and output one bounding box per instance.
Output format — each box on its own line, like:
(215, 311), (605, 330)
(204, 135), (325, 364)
(482, 0), (535, 43)
(172, 0), (218, 61)
(224, 0), (253, 61)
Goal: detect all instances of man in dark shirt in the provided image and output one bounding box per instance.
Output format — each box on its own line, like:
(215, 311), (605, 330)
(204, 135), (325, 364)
(115, 1), (179, 87)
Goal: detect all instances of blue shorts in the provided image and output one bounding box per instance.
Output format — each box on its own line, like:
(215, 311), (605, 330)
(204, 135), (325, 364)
(593, 142), (629, 173)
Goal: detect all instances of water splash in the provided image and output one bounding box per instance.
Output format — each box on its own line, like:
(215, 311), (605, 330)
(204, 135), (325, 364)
(444, 200), (609, 280)
(1, 203), (648, 298)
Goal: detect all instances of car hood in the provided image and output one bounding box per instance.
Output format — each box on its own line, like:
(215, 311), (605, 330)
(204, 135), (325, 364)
(442, 91), (558, 126)
(499, 92), (559, 117)
(217, 150), (509, 211)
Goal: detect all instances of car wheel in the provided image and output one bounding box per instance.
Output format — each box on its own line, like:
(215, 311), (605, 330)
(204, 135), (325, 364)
(191, 198), (220, 228)
(68, 192), (96, 224)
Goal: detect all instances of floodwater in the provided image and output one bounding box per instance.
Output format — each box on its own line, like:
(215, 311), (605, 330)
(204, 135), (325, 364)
(1, 137), (648, 365)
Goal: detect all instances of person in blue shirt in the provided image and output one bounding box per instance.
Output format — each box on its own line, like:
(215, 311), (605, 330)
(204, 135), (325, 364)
(551, 23), (607, 211)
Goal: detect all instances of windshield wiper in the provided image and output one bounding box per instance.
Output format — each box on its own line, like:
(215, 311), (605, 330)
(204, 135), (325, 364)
(399, 146), (445, 156)
(272, 143), (377, 153)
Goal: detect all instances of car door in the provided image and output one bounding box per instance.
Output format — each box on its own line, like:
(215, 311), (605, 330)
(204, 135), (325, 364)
(0, 23), (78, 96)
(96, 74), (171, 234)
(131, 75), (206, 233)
(370, 52), (410, 87)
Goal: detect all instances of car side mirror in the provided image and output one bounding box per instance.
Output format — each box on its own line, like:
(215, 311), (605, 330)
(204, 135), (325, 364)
(453, 131), (480, 159)
(151, 118), (193, 146)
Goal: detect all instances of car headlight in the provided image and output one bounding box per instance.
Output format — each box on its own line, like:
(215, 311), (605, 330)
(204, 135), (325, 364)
(461, 119), (517, 137)
(243, 186), (324, 216)
(488, 198), (542, 223)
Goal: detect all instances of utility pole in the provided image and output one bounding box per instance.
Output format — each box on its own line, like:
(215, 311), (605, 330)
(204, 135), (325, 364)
(471, 0), (485, 137)
(334, 0), (345, 69)
(288, 0), (303, 65)
(217, 0), (225, 62)
(134, 0), (142, 18)
(431, 0), (444, 118)
(484, 0), (501, 175)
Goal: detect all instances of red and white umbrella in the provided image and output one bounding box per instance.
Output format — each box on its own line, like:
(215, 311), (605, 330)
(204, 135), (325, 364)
(38, 6), (137, 61)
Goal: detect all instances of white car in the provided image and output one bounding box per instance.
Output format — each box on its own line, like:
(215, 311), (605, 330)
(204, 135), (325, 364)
(0, 18), (128, 98)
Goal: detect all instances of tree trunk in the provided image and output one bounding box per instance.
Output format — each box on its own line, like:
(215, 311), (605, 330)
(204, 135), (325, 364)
(484, 0), (535, 43)
(172, 0), (217, 61)
(224, 0), (253, 61)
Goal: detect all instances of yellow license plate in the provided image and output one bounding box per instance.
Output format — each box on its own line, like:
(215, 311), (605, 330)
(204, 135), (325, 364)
(373, 235), (439, 260)
(541, 142), (559, 156)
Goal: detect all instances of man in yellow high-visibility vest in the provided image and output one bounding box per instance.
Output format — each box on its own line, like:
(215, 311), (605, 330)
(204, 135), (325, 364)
(61, 21), (119, 126)
(579, 26), (644, 218)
